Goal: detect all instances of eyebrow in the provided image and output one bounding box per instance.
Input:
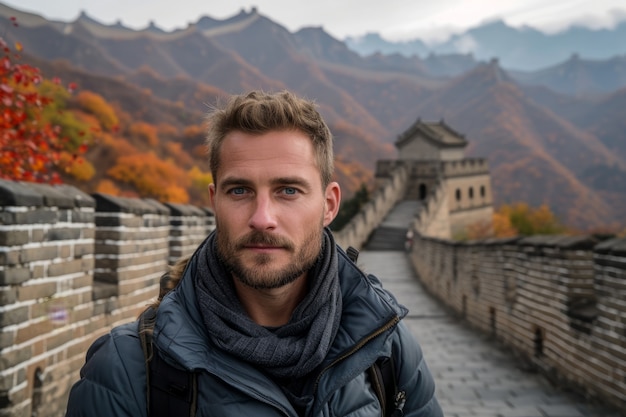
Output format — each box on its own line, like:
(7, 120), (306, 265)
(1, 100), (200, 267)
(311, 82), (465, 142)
(218, 176), (313, 191)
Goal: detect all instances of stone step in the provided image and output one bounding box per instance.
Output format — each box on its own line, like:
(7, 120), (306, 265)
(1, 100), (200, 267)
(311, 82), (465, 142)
(365, 226), (407, 250)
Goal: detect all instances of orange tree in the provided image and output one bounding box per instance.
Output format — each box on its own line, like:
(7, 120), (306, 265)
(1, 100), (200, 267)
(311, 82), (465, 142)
(0, 18), (82, 183)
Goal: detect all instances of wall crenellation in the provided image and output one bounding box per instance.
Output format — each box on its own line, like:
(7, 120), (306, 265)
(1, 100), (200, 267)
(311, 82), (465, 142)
(0, 180), (215, 417)
(334, 164), (409, 250)
(409, 232), (626, 412)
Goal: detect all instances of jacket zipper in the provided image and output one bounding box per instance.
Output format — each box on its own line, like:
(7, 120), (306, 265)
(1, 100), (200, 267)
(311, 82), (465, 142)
(313, 314), (400, 394)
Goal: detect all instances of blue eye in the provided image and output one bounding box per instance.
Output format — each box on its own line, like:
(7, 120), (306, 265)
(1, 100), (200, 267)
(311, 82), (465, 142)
(231, 187), (246, 195)
(283, 187), (297, 195)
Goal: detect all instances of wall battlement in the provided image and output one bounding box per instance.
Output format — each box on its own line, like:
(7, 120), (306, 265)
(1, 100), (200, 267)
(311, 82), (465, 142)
(441, 158), (489, 177)
(408, 232), (626, 412)
(335, 164), (409, 250)
(376, 158), (489, 180)
(0, 180), (214, 417)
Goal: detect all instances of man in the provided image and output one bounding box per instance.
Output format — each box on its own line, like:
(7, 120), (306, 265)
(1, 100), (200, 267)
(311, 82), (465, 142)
(65, 90), (443, 416)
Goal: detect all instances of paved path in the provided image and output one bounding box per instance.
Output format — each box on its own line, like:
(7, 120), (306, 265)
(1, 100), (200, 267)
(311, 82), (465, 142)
(357, 250), (623, 417)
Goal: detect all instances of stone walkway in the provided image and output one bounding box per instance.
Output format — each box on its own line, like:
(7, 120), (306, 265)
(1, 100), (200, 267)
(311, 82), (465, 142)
(357, 250), (623, 417)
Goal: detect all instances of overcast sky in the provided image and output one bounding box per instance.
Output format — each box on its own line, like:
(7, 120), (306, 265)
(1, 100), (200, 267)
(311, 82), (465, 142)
(4, 0), (626, 43)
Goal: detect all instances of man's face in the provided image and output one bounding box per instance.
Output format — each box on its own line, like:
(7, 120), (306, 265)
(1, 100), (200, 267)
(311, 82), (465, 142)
(209, 130), (340, 290)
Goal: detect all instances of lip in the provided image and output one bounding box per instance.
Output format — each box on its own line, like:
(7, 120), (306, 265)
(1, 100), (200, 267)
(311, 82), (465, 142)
(244, 245), (283, 252)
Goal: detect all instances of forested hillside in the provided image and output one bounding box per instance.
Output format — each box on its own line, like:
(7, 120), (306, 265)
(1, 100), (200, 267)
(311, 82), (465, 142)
(2, 3), (625, 231)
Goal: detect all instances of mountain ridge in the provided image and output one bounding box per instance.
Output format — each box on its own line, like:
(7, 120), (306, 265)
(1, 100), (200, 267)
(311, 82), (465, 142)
(346, 17), (626, 71)
(2, 2), (625, 231)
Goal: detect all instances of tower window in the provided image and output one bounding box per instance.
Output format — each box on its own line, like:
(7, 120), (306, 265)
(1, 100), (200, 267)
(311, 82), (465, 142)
(419, 183), (427, 200)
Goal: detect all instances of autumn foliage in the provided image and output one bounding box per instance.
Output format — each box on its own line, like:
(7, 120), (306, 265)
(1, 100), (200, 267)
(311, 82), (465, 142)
(463, 202), (567, 240)
(0, 20), (84, 183)
(107, 152), (192, 203)
(75, 91), (118, 131)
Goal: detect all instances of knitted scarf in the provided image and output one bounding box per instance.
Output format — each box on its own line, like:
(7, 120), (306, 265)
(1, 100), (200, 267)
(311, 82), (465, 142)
(194, 228), (342, 380)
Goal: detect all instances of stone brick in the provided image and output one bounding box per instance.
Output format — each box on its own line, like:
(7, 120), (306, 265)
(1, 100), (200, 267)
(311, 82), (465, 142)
(20, 246), (58, 263)
(0, 371), (15, 391)
(93, 228), (133, 241)
(16, 282), (56, 302)
(31, 264), (45, 280)
(0, 249), (20, 265)
(0, 266), (30, 285)
(0, 344), (32, 369)
(21, 182), (75, 208)
(82, 227), (95, 239)
(0, 330), (15, 350)
(47, 227), (82, 241)
(92, 281), (118, 300)
(16, 320), (54, 344)
(3, 208), (59, 225)
(70, 305), (94, 323)
(93, 193), (157, 214)
(0, 229), (29, 246)
(0, 179), (44, 206)
(70, 210), (96, 224)
(45, 327), (75, 351)
(95, 215), (139, 228)
(54, 185), (95, 208)
(95, 242), (135, 255)
(31, 228), (45, 243)
(0, 287), (17, 305)
(0, 305), (28, 327)
(58, 244), (71, 258)
(47, 259), (83, 278)
(74, 242), (94, 257)
(81, 257), (95, 271)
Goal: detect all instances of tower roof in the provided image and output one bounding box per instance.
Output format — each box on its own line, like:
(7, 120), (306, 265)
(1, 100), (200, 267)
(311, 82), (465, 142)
(396, 119), (468, 149)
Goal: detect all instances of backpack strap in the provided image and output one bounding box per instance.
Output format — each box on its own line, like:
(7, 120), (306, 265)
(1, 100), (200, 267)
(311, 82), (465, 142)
(138, 307), (157, 415)
(346, 246), (359, 263)
(369, 356), (399, 417)
(138, 307), (198, 417)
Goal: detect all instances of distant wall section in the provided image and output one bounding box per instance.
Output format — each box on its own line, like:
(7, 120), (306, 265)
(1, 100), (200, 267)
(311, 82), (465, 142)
(408, 233), (626, 411)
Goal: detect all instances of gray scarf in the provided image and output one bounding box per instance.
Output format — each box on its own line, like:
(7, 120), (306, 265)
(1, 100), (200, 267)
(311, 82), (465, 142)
(194, 228), (342, 380)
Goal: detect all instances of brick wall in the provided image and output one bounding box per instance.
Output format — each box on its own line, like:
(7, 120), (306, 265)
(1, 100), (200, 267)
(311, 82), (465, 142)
(334, 164), (409, 250)
(0, 181), (215, 417)
(409, 232), (626, 411)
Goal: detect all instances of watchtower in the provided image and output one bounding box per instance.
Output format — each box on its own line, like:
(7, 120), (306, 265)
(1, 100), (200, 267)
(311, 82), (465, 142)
(375, 119), (494, 238)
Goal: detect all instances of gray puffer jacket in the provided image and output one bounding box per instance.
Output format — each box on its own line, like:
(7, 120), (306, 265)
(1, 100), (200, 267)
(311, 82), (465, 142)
(65, 246), (443, 417)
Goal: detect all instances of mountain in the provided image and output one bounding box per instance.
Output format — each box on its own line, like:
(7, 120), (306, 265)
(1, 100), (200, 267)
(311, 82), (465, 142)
(404, 61), (626, 228)
(1, 2), (625, 231)
(510, 54), (626, 96)
(573, 87), (626, 161)
(345, 18), (626, 71)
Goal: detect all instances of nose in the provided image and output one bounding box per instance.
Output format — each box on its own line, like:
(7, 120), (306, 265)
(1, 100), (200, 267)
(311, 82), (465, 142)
(248, 194), (278, 230)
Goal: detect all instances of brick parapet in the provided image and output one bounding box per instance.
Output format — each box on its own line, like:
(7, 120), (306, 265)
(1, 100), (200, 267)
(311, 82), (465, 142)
(1, 183), (220, 417)
(0, 180), (96, 417)
(165, 203), (215, 264)
(409, 233), (626, 411)
(334, 164), (409, 250)
(441, 158), (489, 178)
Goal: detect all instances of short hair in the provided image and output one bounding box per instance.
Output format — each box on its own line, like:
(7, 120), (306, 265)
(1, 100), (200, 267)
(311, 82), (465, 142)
(206, 90), (334, 188)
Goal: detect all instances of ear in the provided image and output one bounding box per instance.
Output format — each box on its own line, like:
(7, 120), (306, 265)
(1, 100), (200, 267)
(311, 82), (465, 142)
(322, 182), (341, 227)
(208, 183), (216, 211)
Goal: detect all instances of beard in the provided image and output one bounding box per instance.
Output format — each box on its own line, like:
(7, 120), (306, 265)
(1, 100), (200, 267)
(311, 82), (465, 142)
(215, 222), (323, 290)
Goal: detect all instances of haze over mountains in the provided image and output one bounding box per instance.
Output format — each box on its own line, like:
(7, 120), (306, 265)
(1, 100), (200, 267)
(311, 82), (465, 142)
(346, 18), (626, 71)
(1, 2), (625, 231)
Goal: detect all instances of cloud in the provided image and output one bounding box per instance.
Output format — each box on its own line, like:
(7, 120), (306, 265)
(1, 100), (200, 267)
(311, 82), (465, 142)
(453, 34), (478, 53)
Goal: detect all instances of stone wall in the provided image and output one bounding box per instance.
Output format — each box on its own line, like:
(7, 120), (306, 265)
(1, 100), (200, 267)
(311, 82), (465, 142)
(408, 232), (626, 411)
(0, 180), (215, 417)
(334, 164), (409, 250)
(411, 181), (451, 239)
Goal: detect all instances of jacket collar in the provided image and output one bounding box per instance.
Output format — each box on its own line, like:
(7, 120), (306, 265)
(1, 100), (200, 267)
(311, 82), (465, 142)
(153, 244), (406, 402)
